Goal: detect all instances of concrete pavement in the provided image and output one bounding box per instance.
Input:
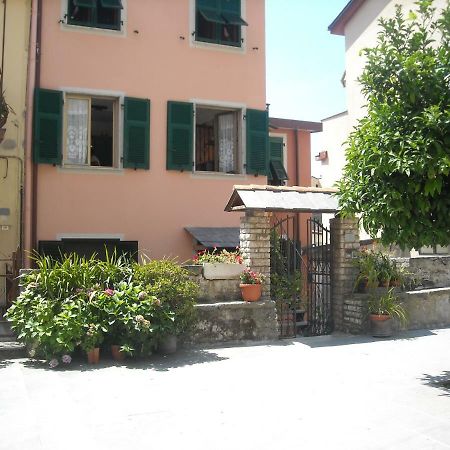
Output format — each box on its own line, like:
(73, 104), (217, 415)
(1, 328), (449, 450)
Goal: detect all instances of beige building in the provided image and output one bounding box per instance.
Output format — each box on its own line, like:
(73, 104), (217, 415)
(0, 0), (31, 308)
(319, 0), (449, 253)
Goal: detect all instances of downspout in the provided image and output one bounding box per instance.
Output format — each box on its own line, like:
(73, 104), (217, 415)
(1, 0), (6, 93)
(23, 0), (39, 267)
(294, 128), (299, 186)
(31, 0), (42, 256)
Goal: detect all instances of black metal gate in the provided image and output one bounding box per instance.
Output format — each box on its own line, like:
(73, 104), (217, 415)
(305, 218), (332, 336)
(270, 215), (332, 337)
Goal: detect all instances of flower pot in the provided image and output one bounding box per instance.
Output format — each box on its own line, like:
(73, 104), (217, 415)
(158, 335), (177, 354)
(240, 283), (262, 302)
(378, 280), (389, 288)
(203, 262), (244, 280)
(369, 314), (392, 337)
(111, 345), (125, 361)
(87, 347), (100, 364)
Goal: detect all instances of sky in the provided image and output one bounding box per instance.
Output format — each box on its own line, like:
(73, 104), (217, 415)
(265, 0), (350, 176)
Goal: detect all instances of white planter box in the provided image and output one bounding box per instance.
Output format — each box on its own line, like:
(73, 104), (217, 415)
(202, 263), (244, 280)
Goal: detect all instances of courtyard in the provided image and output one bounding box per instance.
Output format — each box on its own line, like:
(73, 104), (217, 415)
(1, 328), (449, 450)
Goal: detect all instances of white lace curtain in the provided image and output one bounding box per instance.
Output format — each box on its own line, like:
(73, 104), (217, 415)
(66, 98), (89, 165)
(218, 113), (236, 173)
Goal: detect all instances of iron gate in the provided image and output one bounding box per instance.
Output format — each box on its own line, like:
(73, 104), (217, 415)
(270, 215), (332, 337)
(306, 218), (332, 335)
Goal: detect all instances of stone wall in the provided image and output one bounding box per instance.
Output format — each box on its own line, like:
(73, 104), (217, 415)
(239, 211), (271, 301)
(407, 256), (450, 288)
(330, 217), (361, 332)
(187, 300), (279, 345)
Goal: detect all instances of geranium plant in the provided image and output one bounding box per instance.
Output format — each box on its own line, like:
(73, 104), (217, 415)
(193, 247), (243, 265)
(240, 268), (265, 285)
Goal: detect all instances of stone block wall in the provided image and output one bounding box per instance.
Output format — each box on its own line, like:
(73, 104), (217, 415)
(408, 256), (450, 288)
(330, 217), (361, 332)
(239, 211), (271, 301)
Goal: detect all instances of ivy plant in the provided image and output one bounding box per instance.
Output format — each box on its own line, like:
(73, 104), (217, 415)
(338, 0), (450, 249)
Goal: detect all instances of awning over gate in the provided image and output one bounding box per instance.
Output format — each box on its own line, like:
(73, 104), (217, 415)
(185, 227), (240, 248)
(224, 185), (339, 213)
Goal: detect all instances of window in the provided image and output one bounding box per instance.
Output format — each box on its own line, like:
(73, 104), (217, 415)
(195, 0), (247, 47)
(195, 106), (240, 173)
(33, 88), (150, 170)
(67, 0), (122, 31)
(65, 96), (117, 167)
(167, 101), (269, 175)
(268, 136), (288, 185)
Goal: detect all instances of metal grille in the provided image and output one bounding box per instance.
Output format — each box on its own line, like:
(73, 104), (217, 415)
(270, 215), (307, 338)
(305, 219), (332, 336)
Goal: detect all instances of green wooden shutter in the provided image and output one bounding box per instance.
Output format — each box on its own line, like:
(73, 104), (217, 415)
(269, 136), (284, 182)
(73, 0), (96, 7)
(246, 108), (269, 175)
(167, 101), (193, 171)
(123, 97), (150, 170)
(100, 0), (123, 9)
(33, 88), (63, 165)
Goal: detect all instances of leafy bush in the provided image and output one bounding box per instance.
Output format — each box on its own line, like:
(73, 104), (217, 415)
(6, 253), (198, 363)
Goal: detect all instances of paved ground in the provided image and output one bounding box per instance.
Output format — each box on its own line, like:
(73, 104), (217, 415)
(1, 328), (449, 450)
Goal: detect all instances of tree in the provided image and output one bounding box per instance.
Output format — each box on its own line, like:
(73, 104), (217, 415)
(338, 0), (450, 250)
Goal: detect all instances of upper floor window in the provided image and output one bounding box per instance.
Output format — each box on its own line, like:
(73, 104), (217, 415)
(195, 0), (248, 47)
(268, 137), (288, 186)
(67, 0), (123, 31)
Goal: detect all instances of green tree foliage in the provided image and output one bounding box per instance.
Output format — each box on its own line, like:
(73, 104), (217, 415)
(338, 0), (450, 249)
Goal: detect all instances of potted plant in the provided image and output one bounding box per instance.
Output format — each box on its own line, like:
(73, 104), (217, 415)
(354, 250), (379, 292)
(239, 268), (265, 302)
(193, 247), (244, 280)
(81, 323), (104, 364)
(367, 288), (407, 337)
(0, 91), (14, 143)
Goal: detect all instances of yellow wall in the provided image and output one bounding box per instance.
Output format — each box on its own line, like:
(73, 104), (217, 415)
(0, 0), (31, 306)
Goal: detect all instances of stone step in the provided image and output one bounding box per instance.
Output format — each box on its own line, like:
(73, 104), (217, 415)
(0, 340), (26, 359)
(0, 320), (14, 338)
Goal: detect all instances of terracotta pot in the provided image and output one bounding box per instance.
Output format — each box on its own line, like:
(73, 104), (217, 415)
(378, 280), (389, 288)
(390, 279), (401, 287)
(240, 283), (262, 302)
(87, 347), (100, 364)
(369, 314), (392, 337)
(111, 345), (125, 361)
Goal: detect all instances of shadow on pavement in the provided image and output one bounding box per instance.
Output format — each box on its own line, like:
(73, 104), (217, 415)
(294, 328), (437, 348)
(21, 348), (229, 372)
(420, 371), (450, 397)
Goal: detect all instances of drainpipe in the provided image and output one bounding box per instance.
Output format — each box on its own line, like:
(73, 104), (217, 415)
(31, 0), (42, 256)
(23, 0), (39, 267)
(294, 128), (299, 186)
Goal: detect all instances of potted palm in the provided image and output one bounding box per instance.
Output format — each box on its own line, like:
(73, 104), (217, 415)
(354, 250), (379, 293)
(367, 288), (407, 337)
(239, 268), (265, 302)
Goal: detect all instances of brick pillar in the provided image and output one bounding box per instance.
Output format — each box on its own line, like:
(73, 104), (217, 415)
(240, 211), (271, 301)
(330, 217), (360, 332)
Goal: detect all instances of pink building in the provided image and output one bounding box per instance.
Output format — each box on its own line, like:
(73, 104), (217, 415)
(25, 0), (319, 262)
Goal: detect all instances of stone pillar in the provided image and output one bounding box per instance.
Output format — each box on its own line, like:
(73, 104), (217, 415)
(240, 211), (271, 301)
(330, 217), (360, 332)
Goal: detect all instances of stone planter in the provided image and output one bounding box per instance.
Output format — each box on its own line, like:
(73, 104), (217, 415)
(202, 263), (244, 280)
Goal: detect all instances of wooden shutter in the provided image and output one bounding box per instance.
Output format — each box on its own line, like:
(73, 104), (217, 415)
(73, 0), (96, 7)
(269, 136), (284, 182)
(100, 0), (123, 8)
(246, 108), (269, 175)
(167, 101), (193, 171)
(33, 88), (63, 165)
(123, 97), (150, 170)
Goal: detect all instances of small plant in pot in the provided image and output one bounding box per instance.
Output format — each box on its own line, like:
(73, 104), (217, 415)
(367, 288), (408, 337)
(354, 250), (379, 292)
(239, 268), (265, 302)
(81, 323), (104, 364)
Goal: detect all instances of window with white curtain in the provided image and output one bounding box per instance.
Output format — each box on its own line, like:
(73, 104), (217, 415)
(64, 95), (117, 167)
(195, 106), (239, 173)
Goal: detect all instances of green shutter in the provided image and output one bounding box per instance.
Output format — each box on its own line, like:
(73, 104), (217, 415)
(100, 0), (123, 9)
(33, 88), (63, 165)
(167, 101), (193, 171)
(269, 137), (284, 161)
(73, 0), (96, 7)
(220, 0), (240, 13)
(246, 108), (269, 175)
(123, 97), (150, 170)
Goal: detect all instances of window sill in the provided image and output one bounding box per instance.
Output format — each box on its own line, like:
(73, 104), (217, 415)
(61, 22), (126, 37)
(190, 171), (262, 181)
(58, 165), (124, 175)
(191, 38), (246, 54)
